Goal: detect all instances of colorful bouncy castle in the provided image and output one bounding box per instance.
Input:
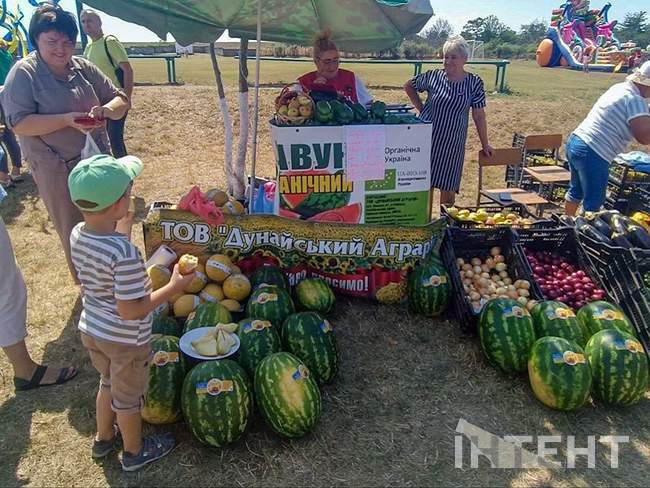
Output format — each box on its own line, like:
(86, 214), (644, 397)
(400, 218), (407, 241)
(536, 1), (631, 72)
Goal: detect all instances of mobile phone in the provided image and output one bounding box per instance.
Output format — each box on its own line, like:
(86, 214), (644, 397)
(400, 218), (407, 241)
(73, 116), (102, 127)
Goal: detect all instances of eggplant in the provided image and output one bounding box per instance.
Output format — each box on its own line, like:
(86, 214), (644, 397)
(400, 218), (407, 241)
(600, 210), (621, 226)
(626, 224), (650, 249)
(578, 223), (614, 245)
(611, 232), (633, 249)
(592, 217), (612, 238)
(610, 214), (628, 235)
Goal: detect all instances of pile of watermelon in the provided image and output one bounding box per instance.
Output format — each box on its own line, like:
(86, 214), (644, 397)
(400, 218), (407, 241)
(478, 297), (648, 411)
(144, 263), (342, 447)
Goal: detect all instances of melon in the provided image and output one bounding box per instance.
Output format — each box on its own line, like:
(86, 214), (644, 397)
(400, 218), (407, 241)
(199, 283), (225, 303)
(147, 265), (171, 291)
(205, 254), (233, 283)
(223, 273), (252, 301)
(183, 263), (208, 294)
(173, 294), (200, 317)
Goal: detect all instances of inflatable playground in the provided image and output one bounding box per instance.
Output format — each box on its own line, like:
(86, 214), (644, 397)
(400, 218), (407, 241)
(536, 1), (648, 72)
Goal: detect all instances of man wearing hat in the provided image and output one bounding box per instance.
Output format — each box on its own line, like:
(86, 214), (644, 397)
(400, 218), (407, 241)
(565, 61), (650, 215)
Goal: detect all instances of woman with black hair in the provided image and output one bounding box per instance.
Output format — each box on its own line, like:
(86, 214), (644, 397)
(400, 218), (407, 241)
(1, 3), (129, 280)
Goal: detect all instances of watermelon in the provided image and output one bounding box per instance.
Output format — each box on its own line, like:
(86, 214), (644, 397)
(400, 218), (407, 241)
(142, 336), (186, 424)
(307, 203), (362, 223)
(181, 359), (252, 447)
(236, 318), (282, 376)
(282, 312), (339, 384)
(250, 265), (289, 290)
(246, 285), (295, 327)
(294, 180), (351, 218)
(530, 301), (586, 346)
(407, 257), (451, 316)
(528, 336), (592, 411)
(584, 329), (649, 406)
(577, 301), (636, 340)
(254, 352), (322, 438)
(478, 298), (537, 374)
(295, 278), (335, 314)
(152, 316), (183, 338)
(184, 301), (232, 334)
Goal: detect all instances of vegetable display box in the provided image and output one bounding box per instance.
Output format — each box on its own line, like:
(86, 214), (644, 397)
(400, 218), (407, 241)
(270, 122), (432, 226)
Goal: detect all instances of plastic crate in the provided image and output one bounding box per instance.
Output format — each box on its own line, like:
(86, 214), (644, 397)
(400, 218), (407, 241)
(619, 287), (650, 360)
(441, 205), (556, 230)
(441, 226), (542, 334)
(516, 226), (607, 304)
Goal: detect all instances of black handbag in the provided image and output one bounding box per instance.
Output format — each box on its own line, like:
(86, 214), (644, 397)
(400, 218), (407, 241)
(103, 35), (125, 88)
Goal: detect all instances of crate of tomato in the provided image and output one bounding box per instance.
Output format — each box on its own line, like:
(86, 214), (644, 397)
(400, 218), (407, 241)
(442, 205), (555, 230)
(441, 226), (542, 334)
(517, 226), (607, 310)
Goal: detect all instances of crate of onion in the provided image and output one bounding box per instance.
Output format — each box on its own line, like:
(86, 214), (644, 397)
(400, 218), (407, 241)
(517, 226), (607, 310)
(441, 226), (542, 333)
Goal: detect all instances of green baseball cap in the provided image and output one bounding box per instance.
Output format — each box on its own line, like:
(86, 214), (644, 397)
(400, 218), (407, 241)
(68, 154), (143, 212)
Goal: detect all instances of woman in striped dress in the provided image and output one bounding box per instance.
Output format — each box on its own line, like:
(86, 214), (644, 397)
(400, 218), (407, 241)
(404, 36), (493, 206)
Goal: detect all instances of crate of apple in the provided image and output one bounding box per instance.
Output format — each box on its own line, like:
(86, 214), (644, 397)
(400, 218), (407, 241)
(523, 249), (606, 309)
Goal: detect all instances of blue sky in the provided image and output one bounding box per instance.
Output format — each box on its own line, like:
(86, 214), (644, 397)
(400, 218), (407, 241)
(5, 0), (649, 42)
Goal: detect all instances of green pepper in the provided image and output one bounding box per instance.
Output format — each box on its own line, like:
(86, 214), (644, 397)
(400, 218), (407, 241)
(384, 114), (401, 125)
(330, 100), (354, 125)
(351, 102), (368, 122)
(315, 101), (333, 124)
(370, 100), (387, 121)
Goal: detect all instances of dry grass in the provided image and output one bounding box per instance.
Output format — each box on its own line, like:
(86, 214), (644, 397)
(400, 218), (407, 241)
(2, 64), (650, 487)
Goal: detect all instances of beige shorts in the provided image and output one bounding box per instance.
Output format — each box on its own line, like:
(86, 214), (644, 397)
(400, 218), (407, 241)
(0, 216), (28, 348)
(81, 333), (151, 414)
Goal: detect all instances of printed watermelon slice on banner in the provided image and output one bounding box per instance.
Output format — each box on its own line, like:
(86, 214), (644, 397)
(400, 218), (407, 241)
(308, 203), (362, 224)
(280, 170), (352, 219)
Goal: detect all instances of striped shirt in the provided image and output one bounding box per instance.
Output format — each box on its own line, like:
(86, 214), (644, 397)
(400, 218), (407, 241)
(412, 69), (486, 192)
(574, 81), (650, 163)
(70, 223), (153, 346)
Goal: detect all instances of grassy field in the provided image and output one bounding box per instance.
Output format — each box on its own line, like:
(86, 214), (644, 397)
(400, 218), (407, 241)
(1, 59), (649, 487)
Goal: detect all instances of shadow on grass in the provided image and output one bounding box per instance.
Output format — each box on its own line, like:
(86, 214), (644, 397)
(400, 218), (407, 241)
(0, 177), (42, 227)
(0, 295), (84, 487)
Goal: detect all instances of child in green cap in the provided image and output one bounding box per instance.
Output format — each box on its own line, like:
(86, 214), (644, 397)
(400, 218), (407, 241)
(68, 154), (195, 471)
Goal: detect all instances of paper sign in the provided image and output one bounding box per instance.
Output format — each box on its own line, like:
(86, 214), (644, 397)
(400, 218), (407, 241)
(345, 125), (386, 181)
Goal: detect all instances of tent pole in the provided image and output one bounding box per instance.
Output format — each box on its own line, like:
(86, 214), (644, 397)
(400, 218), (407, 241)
(75, 1), (89, 50)
(248, 0), (262, 214)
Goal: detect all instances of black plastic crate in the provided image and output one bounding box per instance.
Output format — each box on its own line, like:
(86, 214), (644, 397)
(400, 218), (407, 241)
(619, 287), (650, 360)
(441, 226), (542, 334)
(441, 205), (556, 230)
(516, 226), (607, 304)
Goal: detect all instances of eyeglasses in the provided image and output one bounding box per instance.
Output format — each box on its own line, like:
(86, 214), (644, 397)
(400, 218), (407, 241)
(318, 57), (339, 66)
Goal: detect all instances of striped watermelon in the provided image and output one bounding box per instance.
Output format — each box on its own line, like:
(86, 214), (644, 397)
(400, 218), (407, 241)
(584, 329), (649, 406)
(251, 265), (288, 290)
(152, 316), (183, 338)
(181, 359), (252, 447)
(246, 285), (295, 327)
(577, 301), (636, 340)
(407, 259), (451, 316)
(282, 312), (339, 385)
(184, 301), (233, 334)
(254, 352), (322, 438)
(295, 278), (335, 314)
(530, 301), (586, 347)
(479, 298), (537, 375)
(142, 336), (186, 424)
(236, 318), (282, 376)
(528, 336), (592, 411)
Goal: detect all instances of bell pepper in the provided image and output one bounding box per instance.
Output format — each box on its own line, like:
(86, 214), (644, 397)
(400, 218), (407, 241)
(370, 101), (387, 121)
(330, 100), (354, 125)
(350, 102), (369, 122)
(384, 114), (401, 125)
(315, 101), (334, 124)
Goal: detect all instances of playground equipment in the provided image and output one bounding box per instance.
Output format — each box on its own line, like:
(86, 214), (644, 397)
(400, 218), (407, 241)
(536, 1), (643, 72)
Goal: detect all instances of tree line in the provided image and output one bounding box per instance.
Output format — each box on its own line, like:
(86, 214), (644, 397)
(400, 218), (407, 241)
(397, 11), (650, 60)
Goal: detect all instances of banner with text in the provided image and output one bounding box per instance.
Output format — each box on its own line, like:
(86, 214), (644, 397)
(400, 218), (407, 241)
(271, 123), (432, 226)
(144, 206), (445, 303)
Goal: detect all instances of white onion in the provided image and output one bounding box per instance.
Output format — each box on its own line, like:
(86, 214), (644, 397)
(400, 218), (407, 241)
(503, 277), (512, 285)
(495, 262), (507, 272)
(494, 255), (505, 264)
(456, 258), (465, 268)
(473, 265), (482, 274)
(499, 270), (508, 279)
(518, 289), (530, 298)
(517, 296), (528, 306)
(462, 263), (472, 272)
(490, 247), (501, 257)
(519, 281), (531, 290)
(465, 270), (474, 279)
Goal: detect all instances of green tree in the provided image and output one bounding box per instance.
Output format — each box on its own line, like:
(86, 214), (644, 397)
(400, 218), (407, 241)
(461, 15), (510, 43)
(423, 18), (454, 49)
(615, 11), (649, 46)
(518, 20), (548, 45)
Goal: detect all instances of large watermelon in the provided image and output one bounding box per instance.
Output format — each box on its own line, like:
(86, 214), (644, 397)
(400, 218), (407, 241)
(407, 258), (451, 316)
(577, 301), (636, 340)
(142, 336), (186, 424)
(254, 352), (322, 438)
(282, 312), (339, 384)
(478, 298), (537, 375)
(295, 278), (335, 314)
(250, 265), (288, 290)
(236, 318), (282, 376)
(184, 301), (233, 333)
(152, 316), (183, 338)
(530, 301), (586, 347)
(584, 329), (649, 406)
(181, 359), (252, 447)
(528, 336), (592, 411)
(246, 285), (295, 327)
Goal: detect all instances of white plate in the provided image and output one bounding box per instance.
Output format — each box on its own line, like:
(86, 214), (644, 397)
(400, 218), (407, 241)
(179, 327), (240, 361)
